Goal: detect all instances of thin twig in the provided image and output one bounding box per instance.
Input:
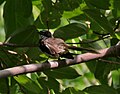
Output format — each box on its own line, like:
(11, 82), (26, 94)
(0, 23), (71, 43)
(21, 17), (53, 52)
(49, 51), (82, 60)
(0, 42), (39, 48)
(67, 35), (110, 44)
(99, 59), (120, 64)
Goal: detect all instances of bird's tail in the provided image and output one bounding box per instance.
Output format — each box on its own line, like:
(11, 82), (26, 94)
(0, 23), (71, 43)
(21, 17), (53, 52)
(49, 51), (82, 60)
(67, 46), (99, 54)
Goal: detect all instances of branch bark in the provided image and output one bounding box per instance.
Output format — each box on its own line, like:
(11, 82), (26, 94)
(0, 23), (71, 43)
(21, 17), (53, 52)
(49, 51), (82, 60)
(0, 43), (120, 78)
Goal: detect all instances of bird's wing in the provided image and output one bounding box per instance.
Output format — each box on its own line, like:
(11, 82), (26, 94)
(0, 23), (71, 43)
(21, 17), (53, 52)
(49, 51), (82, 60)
(44, 38), (67, 55)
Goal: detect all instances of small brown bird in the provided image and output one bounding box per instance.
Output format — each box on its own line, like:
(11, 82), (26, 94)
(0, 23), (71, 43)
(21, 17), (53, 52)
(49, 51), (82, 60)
(39, 30), (98, 59)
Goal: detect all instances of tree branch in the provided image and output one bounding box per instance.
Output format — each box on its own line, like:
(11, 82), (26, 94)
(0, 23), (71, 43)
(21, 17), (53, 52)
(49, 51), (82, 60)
(0, 43), (120, 78)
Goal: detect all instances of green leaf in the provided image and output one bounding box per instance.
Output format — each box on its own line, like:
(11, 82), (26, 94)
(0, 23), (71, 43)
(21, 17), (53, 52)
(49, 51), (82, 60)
(47, 77), (60, 93)
(90, 20), (105, 33)
(111, 38), (119, 46)
(94, 61), (109, 84)
(85, 0), (110, 9)
(14, 75), (42, 94)
(35, 10), (61, 29)
(0, 78), (9, 93)
(0, 47), (21, 67)
(112, 0), (120, 18)
(62, 87), (85, 94)
(70, 14), (87, 21)
(0, 0), (4, 5)
(37, 77), (48, 94)
(44, 67), (80, 79)
(53, 23), (87, 40)
(117, 87), (120, 94)
(26, 48), (42, 61)
(42, 0), (52, 12)
(112, 70), (120, 88)
(57, 0), (82, 11)
(83, 9), (114, 34)
(3, 0), (33, 38)
(40, 9), (61, 29)
(9, 78), (20, 94)
(9, 25), (39, 44)
(84, 85), (117, 94)
(38, 77), (60, 93)
(36, 0), (61, 29)
(7, 25), (39, 62)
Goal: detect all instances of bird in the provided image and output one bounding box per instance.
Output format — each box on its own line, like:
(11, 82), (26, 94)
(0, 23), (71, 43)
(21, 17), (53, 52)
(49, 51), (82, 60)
(38, 30), (98, 59)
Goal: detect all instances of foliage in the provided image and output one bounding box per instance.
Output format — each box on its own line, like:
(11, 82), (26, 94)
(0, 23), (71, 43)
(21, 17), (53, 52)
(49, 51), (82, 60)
(0, 0), (120, 93)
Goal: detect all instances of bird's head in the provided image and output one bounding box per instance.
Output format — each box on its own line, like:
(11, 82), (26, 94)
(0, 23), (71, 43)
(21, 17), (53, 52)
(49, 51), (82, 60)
(38, 30), (52, 38)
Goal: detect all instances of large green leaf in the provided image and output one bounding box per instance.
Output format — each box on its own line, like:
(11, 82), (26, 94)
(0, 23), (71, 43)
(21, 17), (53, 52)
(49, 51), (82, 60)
(44, 67), (80, 79)
(38, 77), (60, 93)
(3, 0), (33, 38)
(36, 0), (82, 29)
(54, 23), (87, 40)
(83, 9), (114, 34)
(112, 0), (120, 18)
(94, 61), (109, 84)
(7, 25), (39, 63)
(0, 0), (4, 5)
(0, 78), (9, 93)
(90, 20), (105, 34)
(8, 25), (39, 44)
(9, 78), (21, 94)
(37, 77), (48, 94)
(14, 75), (42, 94)
(70, 14), (87, 21)
(40, 8), (61, 29)
(36, 0), (61, 29)
(62, 87), (85, 94)
(26, 48), (42, 61)
(57, 0), (82, 11)
(85, 0), (110, 9)
(84, 85), (117, 94)
(0, 47), (21, 67)
(35, 9), (61, 29)
(112, 70), (120, 88)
